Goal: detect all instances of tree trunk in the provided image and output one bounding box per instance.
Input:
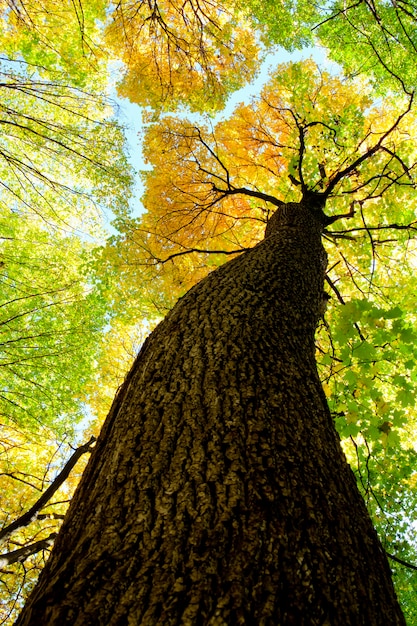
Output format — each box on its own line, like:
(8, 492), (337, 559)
(16, 199), (405, 625)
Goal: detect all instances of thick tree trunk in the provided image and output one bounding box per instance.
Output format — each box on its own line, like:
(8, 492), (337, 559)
(16, 200), (405, 625)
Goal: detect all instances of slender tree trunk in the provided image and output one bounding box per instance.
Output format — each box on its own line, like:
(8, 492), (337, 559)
(16, 200), (405, 625)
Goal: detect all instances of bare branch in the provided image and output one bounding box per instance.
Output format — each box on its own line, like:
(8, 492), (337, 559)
(211, 184), (283, 208)
(0, 533), (57, 568)
(149, 246), (249, 265)
(386, 550), (417, 571)
(0, 436), (96, 546)
(326, 220), (417, 236)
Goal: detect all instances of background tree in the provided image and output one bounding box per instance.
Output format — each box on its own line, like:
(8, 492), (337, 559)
(15, 60), (417, 624)
(0, 2), (134, 619)
(104, 0), (261, 113)
(0, 0), (132, 436)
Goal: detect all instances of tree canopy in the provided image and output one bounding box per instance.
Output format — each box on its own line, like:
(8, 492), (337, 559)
(240, 0), (417, 94)
(105, 0), (261, 113)
(1, 0), (417, 622)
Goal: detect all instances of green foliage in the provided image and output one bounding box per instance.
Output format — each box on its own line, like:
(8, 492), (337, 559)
(0, 2), (134, 620)
(0, 0), (109, 87)
(316, 228), (417, 621)
(0, 61), (132, 224)
(317, 0), (417, 93)
(239, 0), (417, 93)
(0, 53), (133, 433)
(0, 215), (107, 434)
(235, 0), (317, 49)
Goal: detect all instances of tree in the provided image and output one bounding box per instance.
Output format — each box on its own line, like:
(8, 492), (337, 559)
(239, 0), (417, 93)
(104, 0), (261, 113)
(0, 0), (108, 84)
(15, 61), (416, 624)
(107, 61), (417, 619)
(0, 1), (135, 617)
(3, 0), (417, 620)
(0, 0), (132, 436)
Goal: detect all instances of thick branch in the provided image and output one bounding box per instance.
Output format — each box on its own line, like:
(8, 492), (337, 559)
(0, 436), (96, 546)
(211, 184), (283, 208)
(150, 246), (249, 265)
(0, 533), (57, 568)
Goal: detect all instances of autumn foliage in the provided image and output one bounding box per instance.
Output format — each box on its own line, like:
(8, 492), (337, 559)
(105, 0), (260, 112)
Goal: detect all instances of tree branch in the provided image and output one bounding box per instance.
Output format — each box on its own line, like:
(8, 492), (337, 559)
(386, 550), (417, 571)
(211, 184), (283, 208)
(326, 220), (417, 236)
(148, 246), (250, 265)
(0, 436), (96, 546)
(312, 1), (362, 30)
(0, 533), (57, 568)
(323, 92), (414, 197)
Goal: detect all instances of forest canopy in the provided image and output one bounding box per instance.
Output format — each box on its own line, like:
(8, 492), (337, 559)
(1, 0), (417, 623)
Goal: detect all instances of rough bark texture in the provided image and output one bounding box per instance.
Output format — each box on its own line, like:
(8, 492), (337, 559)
(16, 200), (405, 625)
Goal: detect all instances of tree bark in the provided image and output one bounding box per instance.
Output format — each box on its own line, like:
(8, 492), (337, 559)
(15, 199), (405, 625)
